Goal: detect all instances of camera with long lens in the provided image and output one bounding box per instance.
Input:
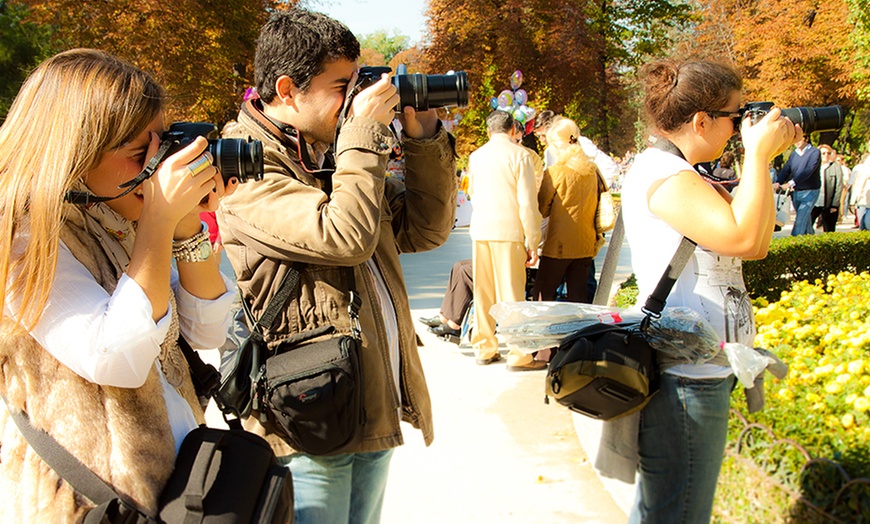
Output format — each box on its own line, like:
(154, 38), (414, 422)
(354, 66), (469, 112)
(742, 102), (845, 134)
(162, 122), (264, 184)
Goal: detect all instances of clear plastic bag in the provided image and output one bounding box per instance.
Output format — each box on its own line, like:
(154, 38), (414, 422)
(723, 343), (774, 388)
(490, 301), (640, 353)
(645, 307), (721, 363)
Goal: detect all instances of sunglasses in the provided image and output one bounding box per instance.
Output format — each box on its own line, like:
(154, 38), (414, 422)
(705, 110), (744, 128)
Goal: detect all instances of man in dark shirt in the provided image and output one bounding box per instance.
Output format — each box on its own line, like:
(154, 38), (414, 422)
(774, 136), (821, 235)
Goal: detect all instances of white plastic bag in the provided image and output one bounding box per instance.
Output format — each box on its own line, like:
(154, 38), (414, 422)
(723, 343), (773, 388)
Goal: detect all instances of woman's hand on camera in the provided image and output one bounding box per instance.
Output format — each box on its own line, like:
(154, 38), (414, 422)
(400, 107), (439, 139)
(350, 74), (400, 127)
(740, 107), (802, 162)
(141, 134), (237, 233)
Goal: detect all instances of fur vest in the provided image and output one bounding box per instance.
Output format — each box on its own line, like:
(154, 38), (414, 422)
(0, 208), (204, 522)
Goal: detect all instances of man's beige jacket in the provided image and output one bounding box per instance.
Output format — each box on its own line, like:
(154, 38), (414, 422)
(218, 101), (456, 455)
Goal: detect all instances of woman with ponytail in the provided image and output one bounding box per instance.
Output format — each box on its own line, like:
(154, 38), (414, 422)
(619, 59), (800, 523)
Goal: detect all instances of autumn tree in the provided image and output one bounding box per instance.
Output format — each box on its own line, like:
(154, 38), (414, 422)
(680, 0), (869, 155)
(358, 30), (410, 64)
(12, 0), (296, 124)
(389, 46), (428, 74)
(424, 0), (692, 158)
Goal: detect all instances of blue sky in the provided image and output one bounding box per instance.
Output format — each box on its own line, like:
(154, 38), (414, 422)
(310, 0), (429, 45)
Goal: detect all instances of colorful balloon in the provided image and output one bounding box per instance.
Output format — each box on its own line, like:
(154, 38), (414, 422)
(513, 107), (527, 124)
(523, 105), (536, 120)
(497, 90), (514, 108)
(510, 70), (523, 90)
(490, 97), (499, 109)
(514, 89), (528, 106)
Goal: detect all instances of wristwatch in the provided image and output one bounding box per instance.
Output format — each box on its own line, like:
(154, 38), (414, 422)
(172, 221), (212, 263)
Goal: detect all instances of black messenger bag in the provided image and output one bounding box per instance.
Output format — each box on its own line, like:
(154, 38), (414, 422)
(545, 220), (697, 421)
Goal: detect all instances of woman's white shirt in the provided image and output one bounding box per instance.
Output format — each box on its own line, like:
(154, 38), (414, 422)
(5, 238), (235, 450)
(622, 147), (755, 379)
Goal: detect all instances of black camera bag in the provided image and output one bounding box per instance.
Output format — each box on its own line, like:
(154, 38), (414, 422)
(546, 320), (658, 420)
(261, 326), (364, 455)
(5, 398), (293, 524)
(546, 216), (697, 421)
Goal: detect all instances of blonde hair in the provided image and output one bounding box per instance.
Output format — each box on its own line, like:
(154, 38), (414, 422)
(0, 49), (164, 328)
(545, 117), (595, 173)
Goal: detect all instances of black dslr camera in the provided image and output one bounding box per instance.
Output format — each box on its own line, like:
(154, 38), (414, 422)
(742, 102), (845, 134)
(353, 66), (469, 112)
(162, 122), (264, 184)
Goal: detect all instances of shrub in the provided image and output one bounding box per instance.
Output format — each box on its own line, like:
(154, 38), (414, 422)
(743, 232), (870, 302)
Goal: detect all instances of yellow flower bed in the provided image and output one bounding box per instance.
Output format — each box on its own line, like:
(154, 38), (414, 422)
(749, 271), (870, 475)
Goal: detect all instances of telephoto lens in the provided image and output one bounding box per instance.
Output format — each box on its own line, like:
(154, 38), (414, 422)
(393, 72), (469, 112)
(743, 102), (845, 134)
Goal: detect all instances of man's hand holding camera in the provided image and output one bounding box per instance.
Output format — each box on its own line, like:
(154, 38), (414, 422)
(349, 73), (400, 127)
(400, 106), (439, 139)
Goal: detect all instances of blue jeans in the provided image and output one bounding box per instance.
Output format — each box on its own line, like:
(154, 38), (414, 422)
(628, 374), (736, 524)
(859, 206), (870, 231)
(281, 449), (394, 524)
(791, 188), (820, 236)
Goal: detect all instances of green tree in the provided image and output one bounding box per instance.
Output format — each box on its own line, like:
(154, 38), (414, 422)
(358, 30), (410, 64)
(0, 0), (52, 120)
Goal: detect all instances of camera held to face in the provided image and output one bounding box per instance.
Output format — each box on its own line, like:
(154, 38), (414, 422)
(353, 66), (469, 112)
(742, 102), (844, 134)
(162, 122), (264, 184)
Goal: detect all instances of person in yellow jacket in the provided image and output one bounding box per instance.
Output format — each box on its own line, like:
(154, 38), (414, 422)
(532, 117), (601, 302)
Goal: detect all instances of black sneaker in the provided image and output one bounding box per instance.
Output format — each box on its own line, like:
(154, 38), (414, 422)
(428, 324), (460, 337)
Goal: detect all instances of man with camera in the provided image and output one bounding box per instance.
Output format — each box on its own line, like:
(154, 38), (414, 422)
(217, 9), (456, 523)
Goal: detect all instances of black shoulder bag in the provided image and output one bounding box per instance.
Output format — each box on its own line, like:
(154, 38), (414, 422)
(219, 263), (365, 456)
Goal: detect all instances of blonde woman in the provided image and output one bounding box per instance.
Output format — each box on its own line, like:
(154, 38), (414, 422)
(0, 49), (237, 521)
(531, 117), (600, 302)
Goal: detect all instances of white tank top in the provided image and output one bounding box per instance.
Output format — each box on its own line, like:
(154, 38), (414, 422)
(622, 148), (754, 378)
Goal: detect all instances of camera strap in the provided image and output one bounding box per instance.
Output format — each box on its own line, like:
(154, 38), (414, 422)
(651, 136), (738, 186)
(64, 140), (176, 205)
(241, 100), (336, 194)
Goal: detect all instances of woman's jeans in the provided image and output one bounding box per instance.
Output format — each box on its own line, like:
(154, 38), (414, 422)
(281, 449), (394, 524)
(791, 188), (821, 236)
(628, 374), (736, 524)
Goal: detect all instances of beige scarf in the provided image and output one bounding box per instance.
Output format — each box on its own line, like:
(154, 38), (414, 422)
(65, 180), (186, 387)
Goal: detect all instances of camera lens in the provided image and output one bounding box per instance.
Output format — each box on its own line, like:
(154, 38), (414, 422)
(392, 71), (469, 112)
(208, 138), (264, 184)
(780, 106), (844, 134)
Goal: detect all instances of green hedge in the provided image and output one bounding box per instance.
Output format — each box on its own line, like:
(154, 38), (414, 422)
(613, 232), (870, 305)
(744, 232), (870, 302)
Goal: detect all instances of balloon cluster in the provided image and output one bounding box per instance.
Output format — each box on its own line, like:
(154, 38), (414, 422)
(490, 70), (536, 126)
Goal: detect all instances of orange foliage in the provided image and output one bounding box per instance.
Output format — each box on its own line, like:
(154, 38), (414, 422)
(14, 0), (294, 124)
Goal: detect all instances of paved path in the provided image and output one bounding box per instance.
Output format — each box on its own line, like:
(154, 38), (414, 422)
(381, 228), (630, 523)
